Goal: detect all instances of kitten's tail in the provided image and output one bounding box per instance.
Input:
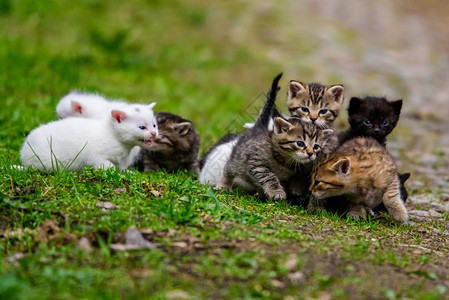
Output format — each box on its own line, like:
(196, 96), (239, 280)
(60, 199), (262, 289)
(254, 73), (283, 128)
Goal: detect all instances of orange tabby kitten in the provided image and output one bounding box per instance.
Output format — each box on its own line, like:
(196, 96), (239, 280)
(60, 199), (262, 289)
(309, 137), (408, 224)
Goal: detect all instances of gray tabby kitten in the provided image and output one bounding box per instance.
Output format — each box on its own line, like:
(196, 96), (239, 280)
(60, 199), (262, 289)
(218, 74), (335, 200)
(130, 112), (200, 173)
(219, 117), (335, 200)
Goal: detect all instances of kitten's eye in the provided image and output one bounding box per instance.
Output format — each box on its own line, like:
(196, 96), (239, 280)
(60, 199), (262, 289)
(296, 141), (305, 148)
(153, 124), (157, 128)
(313, 144), (320, 150)
(300, 107), (309, 113)
(319, 109), (328, 115)
(363, 120), (372, 127)
(313, 180), (321, 186)
(139, 126), (147, 130)
(381, 121), (389, 127)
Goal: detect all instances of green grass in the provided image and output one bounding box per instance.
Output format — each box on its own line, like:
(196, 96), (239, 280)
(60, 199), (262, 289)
(0, 0), (448, 299)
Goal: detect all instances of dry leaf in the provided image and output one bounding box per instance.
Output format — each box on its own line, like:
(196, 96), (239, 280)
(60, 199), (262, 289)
(111, 227), (156, 251)
(96, 202), (119, 209)
(6, 253), (26, 266)
(288, 271), (305, 286)
(114, 188), (127, 194)
(172, 241), (188, 248)
(77, 237), (92, 253)
(285, 254), (298, 272)
(271, 279), (285, 289)
(37, 219), (60, 243)
(150, 190), (161, 197)
(166, 290), (191, 300)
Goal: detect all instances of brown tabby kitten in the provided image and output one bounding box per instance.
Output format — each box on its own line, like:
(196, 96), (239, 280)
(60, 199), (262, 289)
(130, 112), (200, 173)
(309, 137), (408, 224)
(287, 81), (344, 128)
(219, 117), (335, 200)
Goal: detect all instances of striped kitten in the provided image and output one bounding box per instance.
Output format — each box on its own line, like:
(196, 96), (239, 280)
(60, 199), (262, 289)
(309, 137), (408, 224)
(287, 81), (344, 128)
(219, 117), (335, 200)
(199, 73), (283, 186)
(129, 112), (200, 173)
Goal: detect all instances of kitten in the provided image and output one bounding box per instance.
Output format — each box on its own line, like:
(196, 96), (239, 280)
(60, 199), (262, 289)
(129, 112), (200, 173)
(56, 91), (127, 119)
(309, 137), (408, 224)
(21, 103), (158, 172)
(287, 81), (344, 128)
(337, 96), (409, 205)
(199, 73), (283, 186)
(338, 96), (402, 147)
(219, 116), (335, 200)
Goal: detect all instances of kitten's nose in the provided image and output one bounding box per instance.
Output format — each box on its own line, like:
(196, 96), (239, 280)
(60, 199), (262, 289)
(151, 131), (157, 137)
(374, 127), (380, 132)
(307, 152), (313, 157)
(310, 117), (317, 123)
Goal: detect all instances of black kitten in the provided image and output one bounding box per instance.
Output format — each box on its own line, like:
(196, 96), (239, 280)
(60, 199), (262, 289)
(338, 96), (402, 147)
(337, 96), (410, 206)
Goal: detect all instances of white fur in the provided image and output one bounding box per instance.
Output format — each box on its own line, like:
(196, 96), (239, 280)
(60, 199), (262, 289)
(199, 139), (238, 186)
(21, 104), (158, 172)
(243, 118), (275, 131)
(56, 91), (128, 119)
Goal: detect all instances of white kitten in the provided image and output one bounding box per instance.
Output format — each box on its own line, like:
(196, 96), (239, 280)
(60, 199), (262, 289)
(56, 91), (127, 119)
(21, 103), (158, 172)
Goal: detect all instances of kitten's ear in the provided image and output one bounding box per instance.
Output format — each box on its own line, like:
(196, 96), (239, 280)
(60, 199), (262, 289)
(331, 157), (351, 176)
(288, 80), (306, 99)
(321, 129), (335, 141)
(71, 101), (83, 115)
(348, 97), (363, 115)
(111, 110), (128, 123)
(399, 172), (410, 183)
(173, 122), (191, 136)
(148, 102), (156, 110)
(391, 99), (402, 116)
(274, 117), (293, 134)
(327, 85), (344, 103)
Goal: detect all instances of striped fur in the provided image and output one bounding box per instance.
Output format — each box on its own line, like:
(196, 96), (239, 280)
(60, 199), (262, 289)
(219, 117), (336, 200)
(309, 137), (408, 224)
(287, 81), (344, 128)
(129, 113), (200, 173)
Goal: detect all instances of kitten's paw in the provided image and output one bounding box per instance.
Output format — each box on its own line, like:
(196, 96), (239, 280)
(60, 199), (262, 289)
(390, 210), (409, 225)
(365, 207), (375, 217)
(216, 177), (233, 192)
(266, 189), (286, 201)
(215, 183), (231, 192)
(347, 206), (367, 220)
(347, 211), (366, 220)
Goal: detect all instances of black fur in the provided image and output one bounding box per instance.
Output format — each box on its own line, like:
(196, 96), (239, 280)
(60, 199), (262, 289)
(338, 96), (402, 147)
(200, 73), (283, 169)
(254, 72), (283, 129)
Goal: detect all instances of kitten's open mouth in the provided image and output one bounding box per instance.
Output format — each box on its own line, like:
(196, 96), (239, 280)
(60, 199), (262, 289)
(139, 139), (153, 146)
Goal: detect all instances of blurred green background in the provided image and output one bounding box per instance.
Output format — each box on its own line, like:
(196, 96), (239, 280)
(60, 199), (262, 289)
(0, 0), (448, 187)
